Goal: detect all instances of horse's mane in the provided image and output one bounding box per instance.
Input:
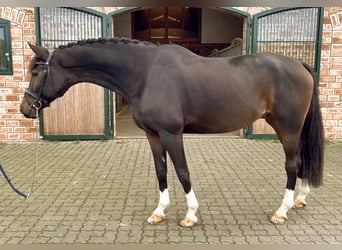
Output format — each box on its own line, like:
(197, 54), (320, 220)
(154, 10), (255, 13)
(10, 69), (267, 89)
(27, 38), (161, 74)
(58, 37), (160, 49)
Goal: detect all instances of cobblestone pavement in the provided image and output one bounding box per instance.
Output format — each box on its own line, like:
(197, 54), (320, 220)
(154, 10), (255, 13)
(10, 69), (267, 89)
(0, 137), (341, 244)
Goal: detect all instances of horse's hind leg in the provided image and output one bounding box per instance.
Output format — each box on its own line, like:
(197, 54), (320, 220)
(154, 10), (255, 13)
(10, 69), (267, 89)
(294, 155), (311, 208)
(274, 131), (306, 224)
(146, 132), (170, 224)
(294, 178), (310, 208)
(270, 134), (302, 224)
(265, 116), (302, 224)
(159, 132), (199, 228)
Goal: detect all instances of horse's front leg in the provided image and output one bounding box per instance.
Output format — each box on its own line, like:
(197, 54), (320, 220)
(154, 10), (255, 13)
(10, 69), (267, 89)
(159, 132), (199, 228)
(182, 188), (199, 228)
(146, 133), (170, 224)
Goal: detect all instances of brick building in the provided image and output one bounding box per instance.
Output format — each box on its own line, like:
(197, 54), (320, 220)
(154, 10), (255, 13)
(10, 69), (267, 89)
(0, 7), (341, 142)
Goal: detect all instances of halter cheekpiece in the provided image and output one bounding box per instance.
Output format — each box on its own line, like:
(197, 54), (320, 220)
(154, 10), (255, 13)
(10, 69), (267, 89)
(25, 50), (54, 110)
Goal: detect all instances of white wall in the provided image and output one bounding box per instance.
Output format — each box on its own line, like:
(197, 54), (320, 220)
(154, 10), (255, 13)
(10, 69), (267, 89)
(113, 12), (132, 38)
(201, 9), (243, 44)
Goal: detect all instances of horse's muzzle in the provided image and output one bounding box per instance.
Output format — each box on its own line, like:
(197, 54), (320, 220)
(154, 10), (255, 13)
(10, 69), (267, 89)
(20, 100), (39, 119)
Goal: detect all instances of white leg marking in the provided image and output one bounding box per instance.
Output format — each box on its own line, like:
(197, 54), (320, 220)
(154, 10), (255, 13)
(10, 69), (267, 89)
(151, 189), (170, 217)
(185, 188), (199, 223)
(295, 179), (310, 206)
(275, 189), (294, 219)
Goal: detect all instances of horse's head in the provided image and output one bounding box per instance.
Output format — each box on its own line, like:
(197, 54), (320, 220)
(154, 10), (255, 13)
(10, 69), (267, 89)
(20, 43), (58, 118)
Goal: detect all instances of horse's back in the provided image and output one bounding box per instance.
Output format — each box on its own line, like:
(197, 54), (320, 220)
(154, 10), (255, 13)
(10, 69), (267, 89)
(137, 48), (314, 134)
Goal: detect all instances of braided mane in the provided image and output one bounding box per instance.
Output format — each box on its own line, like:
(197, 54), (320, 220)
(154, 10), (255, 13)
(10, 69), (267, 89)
(58, 37), (159, 49)
(27, 38), (160, 74)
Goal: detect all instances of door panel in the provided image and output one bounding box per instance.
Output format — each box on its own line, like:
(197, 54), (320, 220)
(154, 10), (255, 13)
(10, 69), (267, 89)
(42, 84), (105, 136)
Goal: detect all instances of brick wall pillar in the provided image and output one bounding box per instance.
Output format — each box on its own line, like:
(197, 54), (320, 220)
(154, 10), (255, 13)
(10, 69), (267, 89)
(0, 7), (37, 142)
(320, 7), (342, 139)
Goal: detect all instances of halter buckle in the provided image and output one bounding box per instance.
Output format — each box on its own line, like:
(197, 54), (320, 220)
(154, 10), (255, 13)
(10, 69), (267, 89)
(31, 100), (42, 110)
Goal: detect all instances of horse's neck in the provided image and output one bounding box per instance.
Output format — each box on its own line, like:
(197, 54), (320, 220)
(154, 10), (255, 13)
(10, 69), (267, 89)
(57, 44), (148, 100)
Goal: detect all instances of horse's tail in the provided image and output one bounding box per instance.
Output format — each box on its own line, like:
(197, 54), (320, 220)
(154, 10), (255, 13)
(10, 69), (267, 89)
(298, 63), (324, 187)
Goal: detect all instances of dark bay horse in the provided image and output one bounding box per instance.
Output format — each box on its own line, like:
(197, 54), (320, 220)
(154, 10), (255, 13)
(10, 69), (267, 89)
(21, 38), (324, 227)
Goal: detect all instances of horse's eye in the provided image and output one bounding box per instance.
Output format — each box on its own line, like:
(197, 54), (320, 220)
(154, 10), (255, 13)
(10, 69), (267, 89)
(31, 69), (38, 76)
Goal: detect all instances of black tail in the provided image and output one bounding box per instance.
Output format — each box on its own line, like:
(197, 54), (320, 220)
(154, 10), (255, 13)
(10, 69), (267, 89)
(298, 63), (324, 187)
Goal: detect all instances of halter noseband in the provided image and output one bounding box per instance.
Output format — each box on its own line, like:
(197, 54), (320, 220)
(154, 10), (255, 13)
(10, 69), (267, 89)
(25, 50), (54, 110)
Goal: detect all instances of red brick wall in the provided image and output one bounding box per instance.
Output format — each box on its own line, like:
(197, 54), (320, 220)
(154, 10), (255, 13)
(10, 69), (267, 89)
(0, 7), (37, 142)
(320, 7), (342, 139)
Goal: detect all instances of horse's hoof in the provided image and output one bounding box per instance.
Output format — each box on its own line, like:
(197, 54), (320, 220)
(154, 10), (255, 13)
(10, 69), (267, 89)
(180, 217), (196, 228)
(147, 213), (166, 224)
(294, 199), (306, 209)
(270, 214), (287, 225)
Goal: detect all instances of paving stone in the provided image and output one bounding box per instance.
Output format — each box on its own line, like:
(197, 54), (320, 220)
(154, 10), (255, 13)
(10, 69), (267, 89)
(0, 138), (341, 243)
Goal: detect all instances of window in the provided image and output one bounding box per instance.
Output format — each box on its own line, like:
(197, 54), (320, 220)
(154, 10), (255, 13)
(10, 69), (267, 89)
(0, 18), (12, 75)
(132, 7), (201, 43)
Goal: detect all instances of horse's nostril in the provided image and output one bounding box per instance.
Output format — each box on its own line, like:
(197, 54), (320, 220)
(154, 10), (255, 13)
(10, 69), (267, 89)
(20, 104), (33, 119)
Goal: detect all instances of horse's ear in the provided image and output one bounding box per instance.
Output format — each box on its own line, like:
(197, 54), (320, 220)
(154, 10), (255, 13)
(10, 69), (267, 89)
(27, 42), (49, 60)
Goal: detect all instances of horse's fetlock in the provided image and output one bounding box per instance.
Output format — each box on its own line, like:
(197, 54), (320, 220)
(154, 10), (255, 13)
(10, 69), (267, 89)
(283, 199), (294, 210)
(188, 202), (199, 211)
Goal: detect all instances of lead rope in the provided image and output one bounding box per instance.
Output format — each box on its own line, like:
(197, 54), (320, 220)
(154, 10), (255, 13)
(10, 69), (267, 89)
(0, 109), (41, 199)
(27, 109), (40, 198)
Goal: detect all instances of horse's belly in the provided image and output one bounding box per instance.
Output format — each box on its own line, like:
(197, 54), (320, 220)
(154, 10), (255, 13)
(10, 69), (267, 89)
(183, 121), (244, 134)
(183, 108), (263, 134)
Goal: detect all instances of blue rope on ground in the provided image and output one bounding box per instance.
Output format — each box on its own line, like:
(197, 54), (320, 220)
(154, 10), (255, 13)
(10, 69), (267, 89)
(0, 163), (28, 199)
